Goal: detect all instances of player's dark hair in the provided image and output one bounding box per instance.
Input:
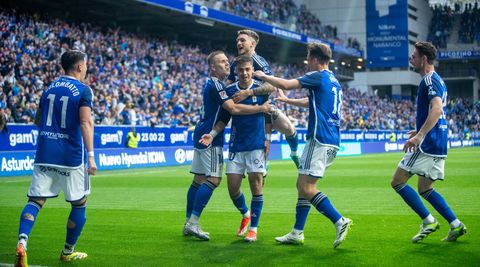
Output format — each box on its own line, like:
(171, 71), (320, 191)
(207, 50), (225, 66)
(60, 50), (87, 73)
(234, 55), (253, 67)
(307, 42), (332, 64)
(237, 29), (260, 44)
(414, 41), (437, 64)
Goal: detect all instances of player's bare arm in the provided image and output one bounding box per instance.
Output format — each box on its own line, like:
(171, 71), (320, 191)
(232, 83), (277, 103)
(275, 89), (309, 108)
(254, 71), (301, 91)
(403, 96), (443, 153)
(222, 99), (273, 115)
(199, 121), (227, 147)
(80, 106), (97, 175)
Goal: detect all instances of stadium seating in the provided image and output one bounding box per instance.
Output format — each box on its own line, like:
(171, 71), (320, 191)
(0, 8), (478, 135)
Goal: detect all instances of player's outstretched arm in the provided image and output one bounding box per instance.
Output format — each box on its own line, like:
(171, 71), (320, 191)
(80, 106), (97, 175)
(199, 121), (227, 147)
(254, 71), (301, 91)
(275, 89), (309, 108)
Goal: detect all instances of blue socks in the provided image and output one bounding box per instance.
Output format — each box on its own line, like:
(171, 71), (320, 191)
(294, 198), (311, 231)
(65, 203), (87, 248)
(18, 201), (42, 244)
(285, 131), (298, 153)
(421, 188), (457, 223)
(250, 195), (264, 228)
(191, 180), (217, 218)
(186, 181), (201, 220)
(231, 191), (249, 215)
(393, 183), (430, 219)
(310, 192), (342, 224)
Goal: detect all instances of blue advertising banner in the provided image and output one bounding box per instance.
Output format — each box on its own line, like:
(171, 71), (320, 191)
(438, 50), (480, 60)
(137, 0), (362, 57)
(2, 125), (475, 152)
(366, 0), (409, 68)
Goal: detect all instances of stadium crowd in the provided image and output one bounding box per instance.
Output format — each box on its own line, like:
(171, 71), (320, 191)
(428, 2), (480, 48)
(209, 0), (361, 50)
(0, 8), (479, 136)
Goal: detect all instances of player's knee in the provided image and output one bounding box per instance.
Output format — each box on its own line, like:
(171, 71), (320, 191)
(207, 177), (221, 187)
(71, 196), (87, 208)
(193, 175), (207, 185)
(29, 197), (46, 208)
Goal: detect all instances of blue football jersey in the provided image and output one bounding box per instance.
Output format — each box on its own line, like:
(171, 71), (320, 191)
(35, 76), (93, 168)
(225, 80), (269, 152)
(193, 77), (231, 149)
(228, 53), (272, 82)
(297, 70), (342, 148)
(416, 71), (448, 157)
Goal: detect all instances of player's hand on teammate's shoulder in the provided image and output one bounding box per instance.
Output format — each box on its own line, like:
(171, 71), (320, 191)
(199, 134), (213, 147)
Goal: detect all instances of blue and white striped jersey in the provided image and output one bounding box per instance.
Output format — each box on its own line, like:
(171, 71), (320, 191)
(225, 80), (269, 152)
(228, 53), (272, 82)
(35, 76), (93, 168)
(416, 71), (448, 157)
(297, 70), (342, 148)
(193, 77), (231, 149)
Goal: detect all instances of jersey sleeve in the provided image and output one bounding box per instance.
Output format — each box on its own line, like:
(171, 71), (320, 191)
(227, 64), (236, 83)
(79, 86), (93, 108)
(427, 80), (443, 102)
(208, 82), (230, 106)
(297, 72), (321, 90)
(261, 62), (272, 76)
(218, 108), (231, 125)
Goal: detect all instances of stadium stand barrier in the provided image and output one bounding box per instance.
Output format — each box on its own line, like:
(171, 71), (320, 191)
(1, 125), (479, 177)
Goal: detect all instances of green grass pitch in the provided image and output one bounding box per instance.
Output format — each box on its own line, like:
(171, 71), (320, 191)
(1, 147), (479, 266)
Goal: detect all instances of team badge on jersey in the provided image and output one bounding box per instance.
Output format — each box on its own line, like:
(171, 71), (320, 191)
(219, 90), (228, 100)
(428, 86), (436, 96)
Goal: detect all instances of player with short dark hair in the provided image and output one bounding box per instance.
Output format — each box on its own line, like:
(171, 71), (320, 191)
(221, 55), (272, 242)
(15, 50), (97, 266)
(228, 29), (300, 168)
(183, 51), (272, 240)
(390, 41), (466, 243)
(254, 42), (352, 248)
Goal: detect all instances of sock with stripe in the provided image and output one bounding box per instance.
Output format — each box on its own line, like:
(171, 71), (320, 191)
(250, 194), (264, 228)
(293, 198), (311, 231)
(186, 181), (201, 221)
(310, 192), (342, 224)
(231, 191), (249, 215)
(393, 183), (431, 220)
(421, 188), (457, 224)
(65, 203), (87, 253)
(285, 131), (298, 153)
(18, 201), (42, 249)
(191, 180), (217, 219)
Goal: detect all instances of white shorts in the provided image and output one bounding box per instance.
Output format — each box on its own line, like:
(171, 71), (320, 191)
(190, 146), (223, 178)
(28, 165), (90, 202)
(398, 150), (445, 180)
(226, 149), (266, 175)
(298, 139), (338, 178)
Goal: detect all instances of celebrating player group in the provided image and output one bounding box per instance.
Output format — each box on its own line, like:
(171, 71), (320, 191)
(13, 27), (466, 267)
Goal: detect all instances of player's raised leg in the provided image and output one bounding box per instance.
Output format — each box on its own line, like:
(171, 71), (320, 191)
(272, 107), (299, 168)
